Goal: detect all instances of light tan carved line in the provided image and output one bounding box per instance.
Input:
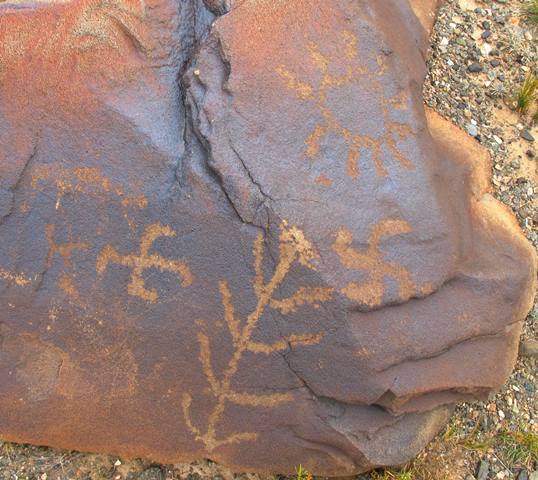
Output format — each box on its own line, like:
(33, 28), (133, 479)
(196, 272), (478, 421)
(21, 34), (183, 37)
(276, 30), (415, 179)
(96, 223), (192, 303)
(182, 221), (333, 452)
(45, 224), (89, 300)
(31, 165), (147, 210)
(332, 219), (423, 308)
(31, 165), (146, 231)
(45, 224), (89, 268)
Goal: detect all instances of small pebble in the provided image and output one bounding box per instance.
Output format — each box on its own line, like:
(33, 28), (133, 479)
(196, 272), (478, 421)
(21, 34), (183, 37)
(477, 460), (489, 480)
(521, 130), (535, 142)
(468, 63), (483, 73)
(467, 124), (479, 137)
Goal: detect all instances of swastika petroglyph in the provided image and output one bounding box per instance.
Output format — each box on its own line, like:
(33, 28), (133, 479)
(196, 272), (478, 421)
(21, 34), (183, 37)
(332, 219), (431, 307)
(96, 223), (193, 303)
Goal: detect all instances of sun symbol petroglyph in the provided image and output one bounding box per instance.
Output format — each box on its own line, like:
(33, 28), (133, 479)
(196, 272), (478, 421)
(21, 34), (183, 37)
(277, 31), (415, 179)
(96, 223), (193, 303)
(332, 219), (431, 308)
(182, 221), (333, 452)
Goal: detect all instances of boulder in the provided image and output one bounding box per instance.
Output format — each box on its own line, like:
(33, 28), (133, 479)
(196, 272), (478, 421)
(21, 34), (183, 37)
(0, 0), (535, 476)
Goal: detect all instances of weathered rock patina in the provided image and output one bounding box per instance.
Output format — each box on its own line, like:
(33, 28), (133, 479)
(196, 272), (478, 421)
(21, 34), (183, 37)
(0, 0), (536, 475)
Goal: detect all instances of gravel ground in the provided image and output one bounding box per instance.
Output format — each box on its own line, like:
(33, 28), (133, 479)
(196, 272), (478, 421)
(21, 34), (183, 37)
(1, 0), (537, 479)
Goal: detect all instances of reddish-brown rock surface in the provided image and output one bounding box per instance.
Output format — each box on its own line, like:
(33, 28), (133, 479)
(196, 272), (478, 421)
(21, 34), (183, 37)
(0, 0), (535, 476)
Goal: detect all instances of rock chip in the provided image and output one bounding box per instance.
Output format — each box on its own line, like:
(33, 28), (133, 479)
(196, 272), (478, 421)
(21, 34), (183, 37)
(468, 63), (484, 73)
(521, 130), (535, 142)
(477, 460), (489, 480)
(0, 0), (535, 476)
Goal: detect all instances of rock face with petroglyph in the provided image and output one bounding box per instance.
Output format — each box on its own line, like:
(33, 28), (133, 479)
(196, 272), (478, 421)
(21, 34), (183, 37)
(0, 0), (535, 476)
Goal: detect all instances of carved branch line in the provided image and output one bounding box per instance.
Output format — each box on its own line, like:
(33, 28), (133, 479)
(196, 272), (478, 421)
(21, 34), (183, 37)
(182, 222), (333, 452)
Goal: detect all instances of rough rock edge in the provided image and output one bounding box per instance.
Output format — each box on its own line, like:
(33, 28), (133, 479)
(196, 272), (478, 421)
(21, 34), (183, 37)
(409, 0), (444, 35)
(426, 107), (537, 320)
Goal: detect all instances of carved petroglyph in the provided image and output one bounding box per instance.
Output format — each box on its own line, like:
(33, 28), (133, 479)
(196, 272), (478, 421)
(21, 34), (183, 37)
(45, 224), (89, 269)
(270, 286), (333, 315)
(277, 31), (415, 179)
(332, 219), (430, 307)
(31, 164), (147, 211)
(182, 221), (333, 452)
(96, 223), (193, 303)
(45, 224), (89, 300)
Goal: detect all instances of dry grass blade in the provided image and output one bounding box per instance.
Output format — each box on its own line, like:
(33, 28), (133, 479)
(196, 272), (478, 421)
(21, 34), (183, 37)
(496, 429), (538, 468)
(524, 0), (538, 25)
(295, 465), (312, 480)
(516, 74), (538, 114)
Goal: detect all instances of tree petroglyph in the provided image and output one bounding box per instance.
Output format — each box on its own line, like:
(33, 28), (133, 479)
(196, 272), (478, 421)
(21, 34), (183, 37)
(96, 223), (193, 303)
(332, 219), (432, 307)
(182, 221), (333, 452)
(277, 31), (415, 179)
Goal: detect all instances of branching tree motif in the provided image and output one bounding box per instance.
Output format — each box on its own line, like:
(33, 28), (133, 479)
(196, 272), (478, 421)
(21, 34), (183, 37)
(277, 30), (415, 179)
(96, 223), (193, 303)
(182, 221), (333, 452)
(332, 219), (431, 307)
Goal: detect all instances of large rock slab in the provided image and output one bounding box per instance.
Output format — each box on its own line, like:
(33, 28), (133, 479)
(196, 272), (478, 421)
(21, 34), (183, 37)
(0, 0), (536, 475)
